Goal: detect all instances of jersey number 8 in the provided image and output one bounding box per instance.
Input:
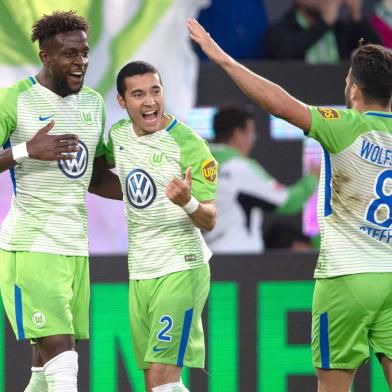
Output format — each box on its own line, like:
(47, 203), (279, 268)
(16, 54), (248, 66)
(365, 169), (392, 228)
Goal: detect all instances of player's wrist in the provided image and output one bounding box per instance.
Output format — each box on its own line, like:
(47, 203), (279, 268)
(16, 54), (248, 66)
(182, 196), (200, 215)
(12, 142), (29, 163)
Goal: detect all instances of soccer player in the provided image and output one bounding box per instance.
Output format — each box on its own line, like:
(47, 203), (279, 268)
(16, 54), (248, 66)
(100, 61), (217, 392)
(188, 18), (392, 391)
(0, 11), (117, 392)
(205, 105), (318, 253)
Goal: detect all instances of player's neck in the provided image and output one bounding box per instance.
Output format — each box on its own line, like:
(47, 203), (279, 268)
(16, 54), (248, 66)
(354, 102), (391, 113)
(35, 70), (70, 98)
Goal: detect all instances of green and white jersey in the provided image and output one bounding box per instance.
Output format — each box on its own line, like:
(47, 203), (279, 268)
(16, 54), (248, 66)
(106, 116), (217, 280)
(0, 77), (106, 256)
(308, 106), (392, 278)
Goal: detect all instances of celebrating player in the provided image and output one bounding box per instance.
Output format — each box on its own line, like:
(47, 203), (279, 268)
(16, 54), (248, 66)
(92, 60), (217, 392)
(0, 11), (118, 391)
(188, 17), (392, 392)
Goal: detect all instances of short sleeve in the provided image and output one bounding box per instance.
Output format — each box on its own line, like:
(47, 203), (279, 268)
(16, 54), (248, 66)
(308, 106), (369, 153)
(0, 87), (18, 146)
(185, 138), (217, 201)
(105, 128), (115, 165)
(94, 94), (107, 157)
(178, 134), (217, 201)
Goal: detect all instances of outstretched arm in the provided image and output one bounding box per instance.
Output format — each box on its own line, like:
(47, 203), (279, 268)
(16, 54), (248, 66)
(166, 167), (216, 231)
(187, 18), (312, 132)
(89, 156), (123, 200)
(0, 120), (79, 173)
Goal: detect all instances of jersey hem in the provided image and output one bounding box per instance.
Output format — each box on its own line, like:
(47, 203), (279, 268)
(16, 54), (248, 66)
(314, 269), (392, 279)
(0, 244), (89, 257)
(128, 259), (210, 280)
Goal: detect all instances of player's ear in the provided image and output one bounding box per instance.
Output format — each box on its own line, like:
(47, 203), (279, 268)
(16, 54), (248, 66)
(351, 83), (361, 102)
(39, 49), (50, 67)
(117, 94), (126, 109)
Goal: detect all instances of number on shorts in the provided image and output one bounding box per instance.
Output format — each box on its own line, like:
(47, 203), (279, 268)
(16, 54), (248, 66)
(157, 315), (173, 342)
(365, 169), (392, 228)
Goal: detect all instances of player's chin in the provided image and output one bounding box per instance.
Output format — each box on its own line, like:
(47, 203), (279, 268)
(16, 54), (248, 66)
(67, 77), (84, 94)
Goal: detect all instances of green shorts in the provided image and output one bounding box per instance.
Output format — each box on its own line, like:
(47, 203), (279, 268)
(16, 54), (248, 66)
(129, 264), (210, 370)
(312, 273), (392, 369)
(0, 249), (89, 340)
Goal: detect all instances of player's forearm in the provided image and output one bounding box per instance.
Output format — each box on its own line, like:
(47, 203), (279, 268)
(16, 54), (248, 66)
(188, 201), (216, 232)
(219, 57), (310, 129)
(0, 148), (17, 173)
(89, 170), (123, 200)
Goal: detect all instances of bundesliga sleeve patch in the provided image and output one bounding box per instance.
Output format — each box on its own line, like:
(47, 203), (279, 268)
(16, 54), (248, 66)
(317, 107), (340, 119)
(201, 159), (217, 182)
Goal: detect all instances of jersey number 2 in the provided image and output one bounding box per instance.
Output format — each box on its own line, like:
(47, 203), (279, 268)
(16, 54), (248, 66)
(157, 315), (173, 342)
(365, 169), (392, 228)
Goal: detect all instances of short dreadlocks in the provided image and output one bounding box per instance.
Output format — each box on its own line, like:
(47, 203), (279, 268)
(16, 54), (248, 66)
(31, 11), (89, 48)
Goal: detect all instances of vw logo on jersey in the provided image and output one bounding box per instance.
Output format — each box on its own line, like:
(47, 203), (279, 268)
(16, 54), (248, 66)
(126, 169), (156, 209)
(58, 140), (89, 178)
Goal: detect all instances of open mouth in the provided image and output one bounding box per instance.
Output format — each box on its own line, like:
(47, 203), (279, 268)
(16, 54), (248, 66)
(143, 110), (158, 125)
(68, 71), (84, 81)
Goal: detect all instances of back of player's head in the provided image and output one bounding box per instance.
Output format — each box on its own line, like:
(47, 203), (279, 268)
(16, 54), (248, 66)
(117, 61), (162, 98)
(350, 43), (392, 107)
(213, 105), (255, 143)
(31, 11), (89, 49)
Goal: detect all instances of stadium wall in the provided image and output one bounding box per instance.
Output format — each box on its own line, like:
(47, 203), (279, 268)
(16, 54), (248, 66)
(1, 253), (388, 391)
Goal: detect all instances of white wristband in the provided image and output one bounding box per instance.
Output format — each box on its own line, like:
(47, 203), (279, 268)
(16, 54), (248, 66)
(12, 142), (29, 163)
(182, 196), (199, 215)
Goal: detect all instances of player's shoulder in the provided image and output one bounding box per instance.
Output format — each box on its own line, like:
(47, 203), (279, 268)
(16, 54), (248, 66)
(310, 106), (368, 123)
(109, 118), (131, 135)
(211, 144), (243, 164)
(0, 77), (34, 102)
(166, 115), (206, 146)
(80, 86), (104, 103)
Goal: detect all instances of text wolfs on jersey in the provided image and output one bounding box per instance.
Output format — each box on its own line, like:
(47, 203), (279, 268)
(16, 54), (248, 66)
(126, 168), (157, 208)
(58, 140), (89, 178)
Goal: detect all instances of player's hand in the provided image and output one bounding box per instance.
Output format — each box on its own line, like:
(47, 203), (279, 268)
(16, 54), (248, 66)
(187, 18), (229, 65)
(166, 167), (192, 206)
(26, 120), (80, 161)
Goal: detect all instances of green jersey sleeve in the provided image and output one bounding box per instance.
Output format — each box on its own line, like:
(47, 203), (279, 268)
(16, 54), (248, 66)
(105, 130), (115, 165)
(171, 123), (217, 201)
(308, 106), (370, 154)
(0, 86), (18, 146)
(94, 94), (107, 157)
(187, 139), (217, 201)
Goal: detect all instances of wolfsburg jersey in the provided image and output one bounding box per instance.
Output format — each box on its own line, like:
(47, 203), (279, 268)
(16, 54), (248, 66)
(0, 77), (106, 256)
(308, 106), (392, 278)
(106, 116), (217, 279)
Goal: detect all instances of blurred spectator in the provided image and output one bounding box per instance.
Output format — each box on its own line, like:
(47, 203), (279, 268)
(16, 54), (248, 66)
(203, 105), (319, 254)
(264, 0), (381, 63)
(264, 222), (313, 251)
(196, 0), (268, 59)
(371, 0), (392, 49)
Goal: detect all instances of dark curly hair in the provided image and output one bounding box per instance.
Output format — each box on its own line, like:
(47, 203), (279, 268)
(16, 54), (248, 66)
(31, 11), (89, 48)
(351, 43), (392, 106)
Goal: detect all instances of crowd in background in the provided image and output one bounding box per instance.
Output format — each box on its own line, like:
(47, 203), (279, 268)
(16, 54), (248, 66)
(196, 0), (391, 61)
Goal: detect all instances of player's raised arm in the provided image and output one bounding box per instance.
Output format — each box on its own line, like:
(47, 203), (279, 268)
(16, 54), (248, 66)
(187, 18), (312, 132)
(0, 121), (80, 173)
